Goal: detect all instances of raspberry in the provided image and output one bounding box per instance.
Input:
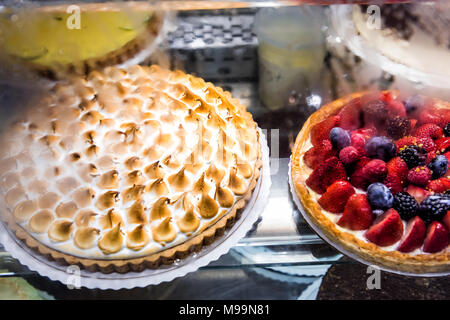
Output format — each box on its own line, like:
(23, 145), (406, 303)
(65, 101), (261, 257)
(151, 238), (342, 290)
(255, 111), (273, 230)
(386, 116), (411, 139)
(407, 166), (432, 187)
(414, 123), (443, 140)
(350, 132), (366, 153)
(362, 159), (388, 183)
(416, 137), (435, 153)
(384, 174), (404, 194)
(362, 100), (388, 128)
(339, 146), (361, 164)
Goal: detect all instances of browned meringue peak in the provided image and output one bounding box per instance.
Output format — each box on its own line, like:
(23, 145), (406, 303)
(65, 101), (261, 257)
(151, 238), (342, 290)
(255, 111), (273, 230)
(98, 223), (124, 254)
(126, 170), (144, 186)
(240, 141), (257, 161)
(122, 184), (145, 203)
(28, 179), (49, 194)
(13, 200), (38, 222)
(0, 157), (17, 175)
(73, 188), (95, 207)
(192, 173), (211, 195)
(97, 170), (119, 189)
(177, 206), (200, 234)
(96, 155), (116, 170)
(74, 210), (97, 227)
(215, 185), (235, 208)
(48, 220), (74, 242)
(234, 155), (253, 179)
(107, 141), (129, 156)
(74, 227), (100, 250)
(82, 130), (96, 144)
(38, 134), (60, 147)
(99, 209), (123, 230)
(85, 145), (99, 159)
(184, 152), (204, 174)
(56, 177), (80, 194)
(144, 161), (164, 179)
(143, 145), (164, 162)
(99, 118), (116, 128)
(168, 167), (191, 192)
(146, 178), (169, 197)
(29, 210), (54, 233)
(215, 147), (233, 168)
(77, 163), (98, 183)
(126, 225), (149, 251)
(206, 164), (226, 185)
(55, 201), (78, 219)
(219, 129), (235, 149)
(162, 155), (181, 170)
(228, 167), (248, 196)
(154, 131), (173, 149)
(152, 217), (177, 243)
(191, 140), (213, 161)
(127, 200), (148, 225)
(207, 111), (227, 130)
(194, 99), (212, 115)
(38, 192), (60, 209)
(197, 191), (219, 219)
(125, 156), (142, 170)
(5, 187), (26, 207)
(184, 109), (202, 123)
(95, 190), (118, 210)
(81, 110), (104, 126)
(103, 129), (126, 143)
(150, 197), (171, 221)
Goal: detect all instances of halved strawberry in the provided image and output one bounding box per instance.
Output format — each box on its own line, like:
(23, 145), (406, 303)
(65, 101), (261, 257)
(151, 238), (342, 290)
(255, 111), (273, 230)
(423, 221), (449, 253)
(337, 194), (373, 230)
(443, 211), (450, 231)
(397, 216), (426, 253)
(305, 156), (347, 194)
(304, 139), (336, 169)
(406, 185), (430, 203)
(318, 180), (355, 213)
(386, 157), (408, 182)
(427, 177), (450, 193)
(349, 157), (372, 189)
(337, 100), (362, 130)
(414, 123), (443, 140)
(311, 116), (340, 146)
(365, 209), (404, 246)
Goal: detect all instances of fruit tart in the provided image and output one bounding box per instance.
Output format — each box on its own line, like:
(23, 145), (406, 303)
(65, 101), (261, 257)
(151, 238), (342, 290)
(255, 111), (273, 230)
(0, 65), (262, 273)
(291, 91), (450, 274)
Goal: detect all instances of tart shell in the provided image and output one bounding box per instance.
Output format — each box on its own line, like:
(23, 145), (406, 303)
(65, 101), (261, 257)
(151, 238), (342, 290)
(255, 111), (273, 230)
(291, 91), (450, 275)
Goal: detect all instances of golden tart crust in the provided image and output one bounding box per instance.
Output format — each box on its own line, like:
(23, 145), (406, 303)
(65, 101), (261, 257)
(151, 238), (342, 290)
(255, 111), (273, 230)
(291, 91), (450, 275)
(0, 65), (262, 273)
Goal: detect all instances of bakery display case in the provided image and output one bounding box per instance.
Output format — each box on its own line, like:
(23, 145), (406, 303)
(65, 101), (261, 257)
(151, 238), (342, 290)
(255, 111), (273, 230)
(0, 0), (448, 300)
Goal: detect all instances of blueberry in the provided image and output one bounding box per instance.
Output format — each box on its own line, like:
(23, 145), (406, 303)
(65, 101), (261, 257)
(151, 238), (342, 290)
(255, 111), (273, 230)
(329, 127), (350, 150)
(367, 183), (394, 210)
(403, 95), (424, 114)
(364, 136), (396, 161)
(428, 155), (449, 179)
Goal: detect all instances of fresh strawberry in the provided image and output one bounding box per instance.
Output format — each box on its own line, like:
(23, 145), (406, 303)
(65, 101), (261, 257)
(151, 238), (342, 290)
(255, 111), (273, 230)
(386, 157), (408, 182)
(396, 136), (417, 152)
(406, 185), (430, 203)
(443, 211), (450, 231)
(339, 146), (361, 165)
(441, 109), (450, 127)
(304, 139), (336, 169)
(311, 115), (340, 146)
(337, 101), (362, 130)
(407, 166), (432, 187)
(362, 159), (388, 183)
(418, 108), (443, 126)
(354, 125), (377, 138)
(435, 137), (450, 153)
(318, 181), (355, 213)
(349, 157), (371, 189)
(423, 221), (449, 253)
(410, 119), (418, 130)
(306, 157), (347, 194)
(384, 94), (407, 118)
(365, 209), (404, 246)
(384, 174), (404, 194)
(426, 150), (437, 165)
(337, 194), (373, 230)
(397, 216), (426, 253)
(427, 177), (450, 193)
(414, 123), (443, 140)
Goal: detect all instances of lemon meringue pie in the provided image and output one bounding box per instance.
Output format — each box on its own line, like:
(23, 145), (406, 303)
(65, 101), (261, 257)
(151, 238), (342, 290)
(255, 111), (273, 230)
(0, 65), (261, 272)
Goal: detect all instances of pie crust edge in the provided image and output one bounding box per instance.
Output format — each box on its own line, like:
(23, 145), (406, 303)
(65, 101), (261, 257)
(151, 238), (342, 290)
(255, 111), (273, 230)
(291, 90), (450, 275)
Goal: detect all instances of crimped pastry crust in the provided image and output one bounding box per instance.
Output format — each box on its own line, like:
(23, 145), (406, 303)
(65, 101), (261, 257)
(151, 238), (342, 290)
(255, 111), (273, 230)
(0, 65), (262, 273)
(291, 91), (450, 275)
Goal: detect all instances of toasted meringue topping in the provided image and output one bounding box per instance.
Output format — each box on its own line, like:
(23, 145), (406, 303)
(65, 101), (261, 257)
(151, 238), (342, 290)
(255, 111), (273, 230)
(126, 225), (149, 251)
(1, 65), (259, 259)
(152, 217), (177, 243)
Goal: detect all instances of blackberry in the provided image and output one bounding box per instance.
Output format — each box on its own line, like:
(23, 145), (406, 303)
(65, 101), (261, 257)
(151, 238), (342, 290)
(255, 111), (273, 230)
(444, 123), (450, 137)
(418, 194), (450, 224)
(387, 116), (411, 139)
(398, 145), (427, 169)
(362, 100), (388, 127)
(393, 192), (418, 221)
